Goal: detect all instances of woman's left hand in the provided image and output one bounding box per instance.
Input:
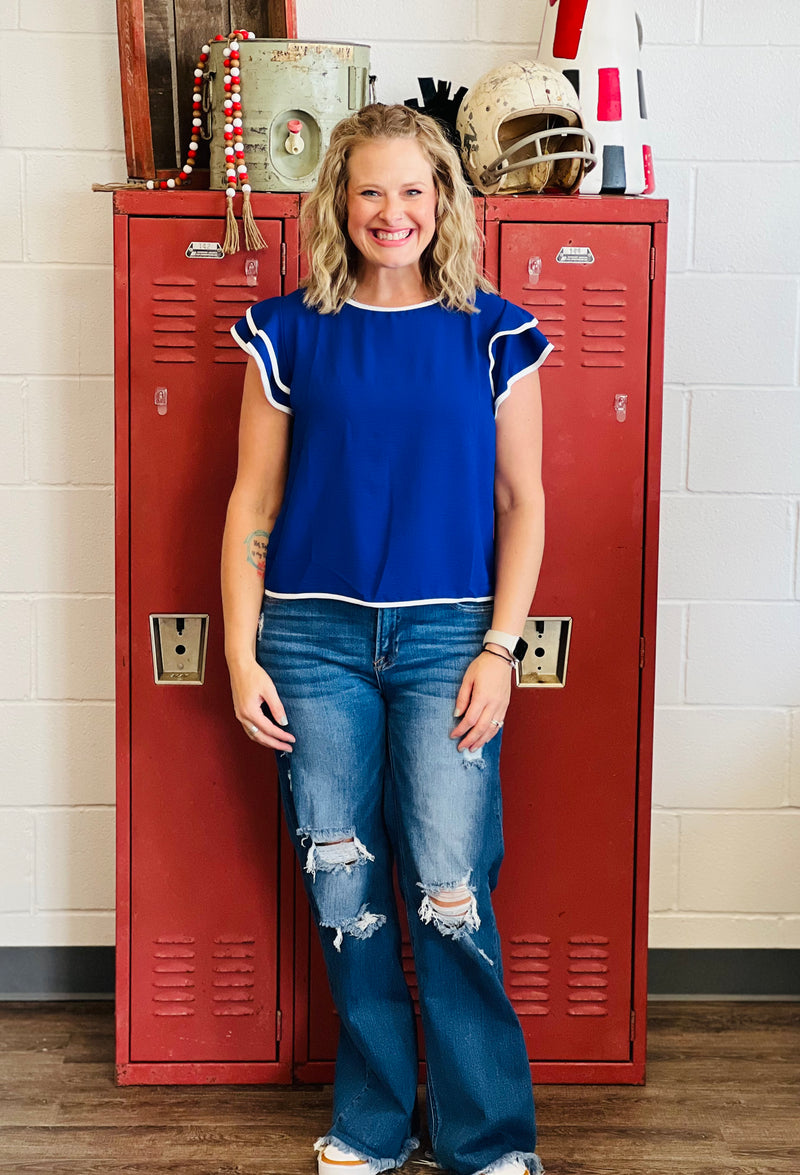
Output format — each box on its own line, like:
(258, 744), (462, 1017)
(450, 651), (513, 753)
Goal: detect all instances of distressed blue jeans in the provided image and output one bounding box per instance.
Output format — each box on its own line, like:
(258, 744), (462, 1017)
(257, 595), (544, 1175)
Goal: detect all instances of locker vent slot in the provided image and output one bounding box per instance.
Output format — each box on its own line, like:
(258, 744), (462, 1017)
(520, 286), (566, 367)
(211, 935), (257, 1016)
(212, 281), (260, 365)
(150, 282), (198, 364)
(581, 284), (626, 368)
(521, 281), (566, 294)
(508, 934), (551, 1015)
(151, 935), (197, 1015)
(401, 941), (421, 1015)
(213, 291), (260, 302)
(566, 933), (610, 1015)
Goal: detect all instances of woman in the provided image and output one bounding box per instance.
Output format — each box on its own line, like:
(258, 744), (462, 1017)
(222, 103), (552, 1175)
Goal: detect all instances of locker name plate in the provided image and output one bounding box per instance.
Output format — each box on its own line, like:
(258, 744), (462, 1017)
(185, 241), (225, 260)
(556, 246), (594, 264)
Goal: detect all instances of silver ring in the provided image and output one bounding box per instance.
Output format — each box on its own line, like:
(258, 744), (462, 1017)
(248, 722), (259, 735)
(490, 719), (503, 728)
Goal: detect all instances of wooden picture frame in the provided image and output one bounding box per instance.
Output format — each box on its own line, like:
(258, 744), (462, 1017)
(115, 0), (297, 180)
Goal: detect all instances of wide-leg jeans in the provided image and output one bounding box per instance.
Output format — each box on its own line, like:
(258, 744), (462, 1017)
(256, 594), (545, 1175)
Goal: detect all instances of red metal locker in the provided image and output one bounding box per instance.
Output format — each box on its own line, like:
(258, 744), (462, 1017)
(115, 193), (300, 1083)
(115, 192), (666, 1087)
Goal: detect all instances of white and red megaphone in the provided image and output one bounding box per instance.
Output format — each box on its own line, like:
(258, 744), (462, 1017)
(536, 0), (655, 195)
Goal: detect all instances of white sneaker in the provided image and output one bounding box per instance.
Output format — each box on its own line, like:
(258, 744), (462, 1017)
(317, 1141), (373, 1173)
(478, 1163), (530, 1175)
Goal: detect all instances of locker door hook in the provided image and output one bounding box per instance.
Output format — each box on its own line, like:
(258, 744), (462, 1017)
(614, 394), (627, 422)
(155, 387), (168, 416)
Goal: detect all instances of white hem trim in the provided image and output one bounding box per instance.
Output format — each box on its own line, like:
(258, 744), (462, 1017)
(265, 590), (493, 609)
(494, 340), (555, 414)
(229, 321), (293, 416)
(345, 297), (441, 312)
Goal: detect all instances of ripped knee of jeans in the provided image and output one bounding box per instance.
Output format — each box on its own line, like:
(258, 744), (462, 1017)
(321, 903), (387, 953)
(417, 876), (495, 964)
(297, 828), (375, 881)
(418, 877), (480, 937)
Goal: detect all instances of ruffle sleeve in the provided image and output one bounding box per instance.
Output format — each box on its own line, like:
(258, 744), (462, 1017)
(488, 299), (554, 415)
(230, 297), (293, 415)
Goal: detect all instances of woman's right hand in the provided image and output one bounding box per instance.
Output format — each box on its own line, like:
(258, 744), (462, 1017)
(228, 657), (296, 752)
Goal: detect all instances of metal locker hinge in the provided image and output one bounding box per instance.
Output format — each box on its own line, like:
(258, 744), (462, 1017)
(276, 1009), (283, 1041)
(639, 637), (646, 668)
(280, 242), (286, 275)
(630, 1008), (636, 1041)
(649, 247), (656, 280)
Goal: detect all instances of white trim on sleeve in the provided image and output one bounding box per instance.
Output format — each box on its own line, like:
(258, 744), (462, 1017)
(493, 342), (555, 415)
(229, 321), (293, 415)
(488, 316), (553, 415)
(245, 305), (291, 394)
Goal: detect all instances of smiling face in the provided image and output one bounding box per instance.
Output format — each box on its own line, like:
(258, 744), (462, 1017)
(345, 137), (438, 281)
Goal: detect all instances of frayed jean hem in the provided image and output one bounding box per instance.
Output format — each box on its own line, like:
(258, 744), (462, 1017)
(315, 1132), (420, 1173)
(472, 1150), (545, 1175)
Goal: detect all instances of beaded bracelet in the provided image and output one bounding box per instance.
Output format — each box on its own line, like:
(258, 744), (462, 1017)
(480, 647), (515, 667)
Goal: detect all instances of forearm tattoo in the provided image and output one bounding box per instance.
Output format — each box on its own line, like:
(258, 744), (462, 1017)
(245, 530), (269, 577)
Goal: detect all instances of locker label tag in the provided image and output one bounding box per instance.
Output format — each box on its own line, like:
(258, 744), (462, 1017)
(185, 241), (225, 260)
(556, 246), (594, 264)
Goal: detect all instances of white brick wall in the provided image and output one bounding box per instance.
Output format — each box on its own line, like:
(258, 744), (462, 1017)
(0, 0), (797, 951)
(647, 0), (800, 949)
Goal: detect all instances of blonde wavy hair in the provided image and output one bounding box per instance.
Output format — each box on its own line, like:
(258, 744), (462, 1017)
(299, 103), (496, 314)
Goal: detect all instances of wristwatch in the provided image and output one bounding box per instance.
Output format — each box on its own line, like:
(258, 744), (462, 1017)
(482, 628), (528, 665)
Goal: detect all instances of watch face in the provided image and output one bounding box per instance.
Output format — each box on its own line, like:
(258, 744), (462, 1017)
(513, 636), (528, 662)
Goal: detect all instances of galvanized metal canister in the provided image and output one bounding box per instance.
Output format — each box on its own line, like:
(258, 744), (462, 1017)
(205, 39), (371, 192)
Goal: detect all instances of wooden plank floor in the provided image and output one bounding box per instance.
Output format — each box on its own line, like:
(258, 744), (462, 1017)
(0, 1000), (798, 1173)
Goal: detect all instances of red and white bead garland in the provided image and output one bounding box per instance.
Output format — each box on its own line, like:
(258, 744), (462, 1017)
(222, 35), (248, 199)
(146, 29), (266, 254)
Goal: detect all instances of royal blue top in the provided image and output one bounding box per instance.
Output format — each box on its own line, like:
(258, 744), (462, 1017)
(230, 287), (552, 607)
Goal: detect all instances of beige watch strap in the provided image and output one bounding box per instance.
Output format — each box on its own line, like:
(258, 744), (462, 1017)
(483, 628), (519, 658)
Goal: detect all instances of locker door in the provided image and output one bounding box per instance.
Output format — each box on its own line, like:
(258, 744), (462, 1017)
(127, 217), (284, 1062)
(495, 221), (652, 1061)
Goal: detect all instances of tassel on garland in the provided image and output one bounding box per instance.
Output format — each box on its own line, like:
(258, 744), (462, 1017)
(222, 190), (240, 254)
(241, 187), (267, 252)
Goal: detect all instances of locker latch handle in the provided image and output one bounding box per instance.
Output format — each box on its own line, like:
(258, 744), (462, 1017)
(614, 394), (627, 422)
(155, 387), (168, 416)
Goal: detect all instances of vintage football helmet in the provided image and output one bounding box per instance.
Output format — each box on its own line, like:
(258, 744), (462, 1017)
(456, 60), (597, 195)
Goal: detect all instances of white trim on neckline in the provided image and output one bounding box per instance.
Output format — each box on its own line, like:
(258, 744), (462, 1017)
(345, 297), (441, 312)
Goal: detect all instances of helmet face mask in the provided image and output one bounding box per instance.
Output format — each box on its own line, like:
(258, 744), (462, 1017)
(484, 115), (597, 193)
(457, 60), (598, 195)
